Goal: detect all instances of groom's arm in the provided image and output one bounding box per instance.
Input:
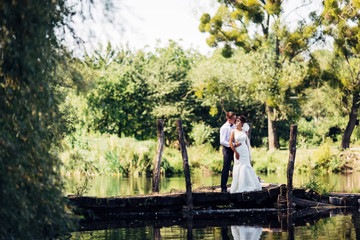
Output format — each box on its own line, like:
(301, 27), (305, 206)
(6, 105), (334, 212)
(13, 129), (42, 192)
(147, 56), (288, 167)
(220, 127), (230, 147)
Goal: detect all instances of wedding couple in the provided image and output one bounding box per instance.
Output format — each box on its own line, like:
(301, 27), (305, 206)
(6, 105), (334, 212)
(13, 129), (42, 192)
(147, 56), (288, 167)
(220, 111), (262, 193)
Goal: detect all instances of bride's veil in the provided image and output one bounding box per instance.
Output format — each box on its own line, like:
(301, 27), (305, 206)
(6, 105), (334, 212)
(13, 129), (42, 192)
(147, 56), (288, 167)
(242, 122), (250, 132)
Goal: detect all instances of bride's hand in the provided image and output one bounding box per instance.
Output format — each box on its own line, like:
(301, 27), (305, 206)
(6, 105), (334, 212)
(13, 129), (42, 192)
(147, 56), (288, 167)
(235, 151), (239, 160)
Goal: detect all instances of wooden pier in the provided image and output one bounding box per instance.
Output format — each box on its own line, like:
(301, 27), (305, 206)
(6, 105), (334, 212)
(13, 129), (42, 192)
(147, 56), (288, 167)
(67, 183), (360, 221)
(68, 121), (360, 222)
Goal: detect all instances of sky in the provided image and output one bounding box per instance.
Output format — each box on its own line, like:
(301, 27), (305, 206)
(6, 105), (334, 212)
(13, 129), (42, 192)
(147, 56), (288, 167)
(70, 0), (325, 56)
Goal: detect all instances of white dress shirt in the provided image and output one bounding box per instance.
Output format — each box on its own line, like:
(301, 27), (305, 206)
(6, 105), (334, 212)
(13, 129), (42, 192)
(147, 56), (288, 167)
(220, 122), (236, 148)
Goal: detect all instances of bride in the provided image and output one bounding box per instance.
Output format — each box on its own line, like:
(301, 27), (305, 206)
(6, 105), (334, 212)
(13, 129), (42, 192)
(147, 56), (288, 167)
(229, 116), (262, 193)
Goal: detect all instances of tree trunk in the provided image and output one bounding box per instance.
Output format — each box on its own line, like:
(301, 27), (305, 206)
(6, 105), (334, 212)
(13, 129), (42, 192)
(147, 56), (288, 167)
(341, 91), (360, 149)
(266, 104), (280, 151)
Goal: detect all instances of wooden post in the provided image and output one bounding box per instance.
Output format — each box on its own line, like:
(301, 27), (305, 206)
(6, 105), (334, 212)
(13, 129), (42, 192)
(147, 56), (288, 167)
(186, 215), (193, 240)
(287, 210), (295, 240)
(176, 119), (193, 211)
(152, 119), (165, 193)
(287, 124), (297, 209)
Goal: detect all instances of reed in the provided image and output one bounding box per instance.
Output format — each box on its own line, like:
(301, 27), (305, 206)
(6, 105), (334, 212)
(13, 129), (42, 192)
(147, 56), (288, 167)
(59, 133), (360, 175)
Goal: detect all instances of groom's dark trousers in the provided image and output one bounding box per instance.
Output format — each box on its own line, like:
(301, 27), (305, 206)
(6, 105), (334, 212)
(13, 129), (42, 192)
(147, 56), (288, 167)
(221, 146), (234, 192)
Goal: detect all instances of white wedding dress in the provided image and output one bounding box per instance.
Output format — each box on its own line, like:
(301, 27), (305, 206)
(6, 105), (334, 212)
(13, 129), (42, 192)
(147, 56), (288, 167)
(230, 128), (262, 193)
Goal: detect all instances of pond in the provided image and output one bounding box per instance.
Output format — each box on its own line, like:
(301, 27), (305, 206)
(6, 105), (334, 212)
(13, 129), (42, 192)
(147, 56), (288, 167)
(64, 172), (360, 239)
(69, 209), (360, 239)
(64, 171), (360, 197)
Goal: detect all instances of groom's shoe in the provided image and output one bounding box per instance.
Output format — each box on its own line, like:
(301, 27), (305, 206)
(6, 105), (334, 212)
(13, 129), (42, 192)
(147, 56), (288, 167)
(221, 188), (228, 193)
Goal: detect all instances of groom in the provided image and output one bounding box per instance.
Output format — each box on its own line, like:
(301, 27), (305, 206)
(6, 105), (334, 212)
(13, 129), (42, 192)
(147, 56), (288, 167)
(219, 111), (236, 193)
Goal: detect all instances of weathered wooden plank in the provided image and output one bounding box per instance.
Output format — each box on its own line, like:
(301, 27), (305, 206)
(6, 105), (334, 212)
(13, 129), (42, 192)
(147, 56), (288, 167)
(293, 197), (334, 208)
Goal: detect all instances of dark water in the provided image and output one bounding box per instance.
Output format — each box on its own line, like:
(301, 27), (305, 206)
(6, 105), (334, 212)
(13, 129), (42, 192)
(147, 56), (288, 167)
(65, 173), (360, 239)
(70, 209), (360, 239)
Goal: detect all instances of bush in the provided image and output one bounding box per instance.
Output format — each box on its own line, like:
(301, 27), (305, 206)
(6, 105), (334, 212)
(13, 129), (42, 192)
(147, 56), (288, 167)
(301, 175), (334, 196)
(313, 143), (333, 169)
(297, 118), (323, 147)
(60, 132), (156, 176)
(60, 133), (360, 178)
(190, 122), (215, 145)
(252, 149), (288, 173)
(311, 142), (345, 172)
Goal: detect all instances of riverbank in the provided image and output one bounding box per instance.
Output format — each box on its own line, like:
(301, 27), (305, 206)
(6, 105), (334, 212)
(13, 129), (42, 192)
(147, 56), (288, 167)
(58, 134), (360, 176)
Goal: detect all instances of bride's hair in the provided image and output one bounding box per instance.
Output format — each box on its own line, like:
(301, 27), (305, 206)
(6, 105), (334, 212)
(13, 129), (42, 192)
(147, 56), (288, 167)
(237, 115), (247, 123)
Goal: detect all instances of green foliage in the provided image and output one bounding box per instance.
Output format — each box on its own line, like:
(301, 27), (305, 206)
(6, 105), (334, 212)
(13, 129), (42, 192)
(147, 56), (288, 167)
(86, 46), (154, 139)
(161, 148), (184, 175)
(187, 144), (223, 173)
(60, 132), (157, 176)
(301, 174), (334, 196)
(200, 0), (320, 57)
(198, 1), (321, 150)
(0, 0), (76, 238)
(67, 41), (204, 145)
(73, 175), (93, 196)
(312, 143), (348, 172)
(297, 118), (325, 146)
(313, 143), (335, 169)
(244, 47), (307, 122)
(160, 158), (176, 176)
(146, 41), (202, 144)
(252, 149), (288, 173)
(321, 0), (360, 149)
(189, 49), (268, 147)
(190, 122), (215, 145)
(60, 134), (227, 175)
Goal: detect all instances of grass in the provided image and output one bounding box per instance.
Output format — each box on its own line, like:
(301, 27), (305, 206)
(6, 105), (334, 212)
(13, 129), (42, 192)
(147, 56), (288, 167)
(58, 132), (360, 176)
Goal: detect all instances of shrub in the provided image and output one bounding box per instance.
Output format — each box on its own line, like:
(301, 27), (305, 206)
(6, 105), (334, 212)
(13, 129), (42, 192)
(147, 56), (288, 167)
(190, 122), (215, 145)
(312, 143), (341, 171)
(301, 175), (334, 196)
(60, 132), (156, 176)
(252, 149), (288, 173)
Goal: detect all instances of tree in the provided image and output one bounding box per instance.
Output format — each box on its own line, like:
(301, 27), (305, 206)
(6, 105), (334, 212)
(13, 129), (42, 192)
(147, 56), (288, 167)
(146, 41), (202, 144)
(190, 49), (267, 147)
(244, 47), (307, 148)
(85, 41), (201, 144)
(321, 0), (360, 149)
(87, 46), (154, 139)
(199, 0), (320, 150)
(0, 0), (75, 238)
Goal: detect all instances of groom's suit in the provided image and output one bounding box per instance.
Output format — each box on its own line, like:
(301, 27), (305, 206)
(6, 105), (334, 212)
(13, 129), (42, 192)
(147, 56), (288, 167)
(220, 122), (236, 192)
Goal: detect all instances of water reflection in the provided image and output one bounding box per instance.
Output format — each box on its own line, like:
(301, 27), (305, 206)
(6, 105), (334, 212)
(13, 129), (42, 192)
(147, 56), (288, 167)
(230, 225), (262, 240)
(64, 172), (360, 197)
(70, 208), (360, 240)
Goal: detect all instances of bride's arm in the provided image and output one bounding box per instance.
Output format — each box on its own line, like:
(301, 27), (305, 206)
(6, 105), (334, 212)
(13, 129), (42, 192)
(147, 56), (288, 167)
(229, 131), (236, 152)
